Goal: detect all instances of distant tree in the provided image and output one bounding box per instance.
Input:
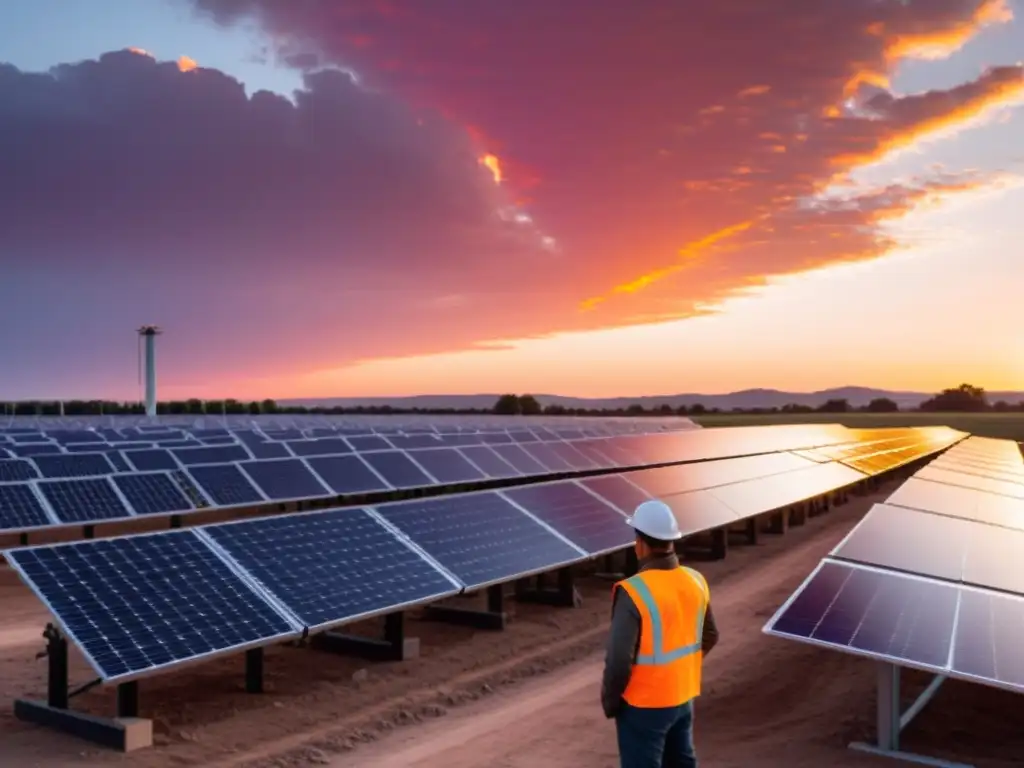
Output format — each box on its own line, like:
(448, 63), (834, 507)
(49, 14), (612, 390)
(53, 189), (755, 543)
(817, 398), (851, 413)
(688, 403), (706, 415)
(260, 399), (278, 414)
(865, 397), (899, 413)
(492, 394), (520, 415)
(626, 404), (646, 415)
(186, 398), (204, 414)
(918, 383), (988, 412)
(781, 403), (814, 414)
(518, 394), (542, 415)
(657, 404), (674, 415)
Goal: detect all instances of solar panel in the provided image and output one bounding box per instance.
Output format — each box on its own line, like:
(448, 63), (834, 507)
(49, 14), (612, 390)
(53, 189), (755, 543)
(567, 440), (616, 468)
(202, 508), (458, 631)
(104, 451), (132, 473)
(6, 532), (298, 682)
(886, 477), (1024, 531)
(406, 448), (486, 484)
(660, 489), (741, 535)
(0, 459), (39, 482)
(187, 464), (265, 506)
(388, 434), (445, 450)
(124, 448), (179, 472)
(480, 432), (514, 445)
(545, 441), (599, 470)
(112, 473), (195, 516)
(457, 446), (521, 479)
(38, 478), (133, 523)
(519, 443), (574, 472)
(244, 441), (290, 459)
(346, 435), (392, 452)
(766, 560), (957, 671)
(373, 492), (584, 590)
(285, 439), (353, 457)
(491, 444), (548, 475)
(64, 443), (110, 453)
(707, 463), (865, 518)
(361, 451), (435, 489)
(33, 453), (115, 479)
(577, 474), (649, 515)
(12, 443), (63, 456)
(915, 466), (1024, 500)
(305, 455), (390, 495)
(238, 459), (330, 500)
(0, 447), (10, 459)
(172, 445), (251, 466)
(0, 484), (53, 530)
(502, 482), (632, 555)
(951, 588), (1024, 691)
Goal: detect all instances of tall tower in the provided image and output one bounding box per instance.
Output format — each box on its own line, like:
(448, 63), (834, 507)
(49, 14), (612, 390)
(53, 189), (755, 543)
(137, 326), (162, 418)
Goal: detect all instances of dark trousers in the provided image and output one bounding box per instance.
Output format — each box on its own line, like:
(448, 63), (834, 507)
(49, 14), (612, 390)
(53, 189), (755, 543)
(616, 700), (697, 768)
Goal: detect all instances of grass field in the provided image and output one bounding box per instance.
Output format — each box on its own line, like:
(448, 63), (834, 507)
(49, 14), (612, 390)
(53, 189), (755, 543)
(692, 412), (1024, 441)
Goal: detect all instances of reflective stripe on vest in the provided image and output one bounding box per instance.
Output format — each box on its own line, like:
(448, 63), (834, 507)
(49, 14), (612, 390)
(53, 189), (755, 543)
(627, 567), (707, 666)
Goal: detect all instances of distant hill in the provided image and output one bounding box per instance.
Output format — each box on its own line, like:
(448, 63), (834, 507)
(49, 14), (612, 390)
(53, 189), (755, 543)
(281, 387), (1024, 411)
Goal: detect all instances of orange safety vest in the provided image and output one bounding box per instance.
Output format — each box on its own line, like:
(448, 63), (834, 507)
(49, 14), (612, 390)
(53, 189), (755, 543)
(614, 566), (709, 708)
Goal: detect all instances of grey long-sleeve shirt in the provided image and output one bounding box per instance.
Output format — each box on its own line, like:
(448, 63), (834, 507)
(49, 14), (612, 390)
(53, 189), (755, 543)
(600, 552), (719, 718)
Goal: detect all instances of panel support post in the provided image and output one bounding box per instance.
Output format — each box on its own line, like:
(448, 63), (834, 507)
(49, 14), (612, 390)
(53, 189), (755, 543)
(848, 664), (971, 768)
(116, 682), (139, 719)
(790, 504), (807, 527)
(423, 585), (507, 629)
(767, 509), (788, 535)
(245, 648), (264, 694)
(595, 551), (627, 581)
(312, 612), (421, 661)
(516, 567), (581, 608)
(46, 623), (69, 710)
(745, 517), (759, 545)
(710, 528), (728, 560)
(12, 623), (154, 752)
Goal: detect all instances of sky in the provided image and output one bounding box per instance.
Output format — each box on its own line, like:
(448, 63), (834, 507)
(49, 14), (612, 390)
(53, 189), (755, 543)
(1, 0), (1023, 401)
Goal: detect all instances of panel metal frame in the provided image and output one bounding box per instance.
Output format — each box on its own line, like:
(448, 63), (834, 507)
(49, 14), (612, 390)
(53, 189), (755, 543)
(3, 530), (303, 685)
(370, 487), (590, 593)
(498, 479), (631, 559)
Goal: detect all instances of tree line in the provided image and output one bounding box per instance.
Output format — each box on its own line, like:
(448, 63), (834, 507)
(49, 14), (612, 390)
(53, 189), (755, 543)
(0, 384), (1017, 418)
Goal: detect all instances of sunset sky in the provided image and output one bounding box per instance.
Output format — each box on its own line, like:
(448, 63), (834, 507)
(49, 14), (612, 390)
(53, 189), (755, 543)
(1, 0), (1023, 401)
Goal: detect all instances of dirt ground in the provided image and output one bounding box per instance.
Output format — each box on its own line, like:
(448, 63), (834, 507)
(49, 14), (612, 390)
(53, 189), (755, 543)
(2, 484), (1023, 768)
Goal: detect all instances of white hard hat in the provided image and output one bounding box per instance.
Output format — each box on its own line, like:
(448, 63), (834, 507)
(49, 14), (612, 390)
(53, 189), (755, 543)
(626, 500), (682, 541)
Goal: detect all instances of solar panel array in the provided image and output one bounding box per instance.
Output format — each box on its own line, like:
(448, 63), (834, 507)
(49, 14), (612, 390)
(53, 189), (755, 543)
(0, 423), (920, 534)
(5, 425), (961, 687)
(764, 435), (1024, 694)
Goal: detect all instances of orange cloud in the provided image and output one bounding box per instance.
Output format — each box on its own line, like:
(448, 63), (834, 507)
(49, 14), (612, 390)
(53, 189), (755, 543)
(177, 55), (199, 73)
(127, 47), (154, 58)
(737, 84), (771, 98)
(480, 153), (502, 184)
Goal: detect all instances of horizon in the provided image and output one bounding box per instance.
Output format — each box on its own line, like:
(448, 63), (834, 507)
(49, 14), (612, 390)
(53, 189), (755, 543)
(2, 1), (1023, 398)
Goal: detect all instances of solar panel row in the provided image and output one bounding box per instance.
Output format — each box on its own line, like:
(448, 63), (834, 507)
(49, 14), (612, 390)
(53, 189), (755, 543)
(0, 426), (959, 534)
(764, 435), (1024, 696)
(6, 437), (932, 685)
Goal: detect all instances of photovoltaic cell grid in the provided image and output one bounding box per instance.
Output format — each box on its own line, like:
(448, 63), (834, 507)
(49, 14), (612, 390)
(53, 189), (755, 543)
(764, 560), (1024, 693)
(0, 484), (52, 530)
(361, 451), (435, 489)
(238, 459), (329, 501)
(203, 508), (458, 630)
(502, 482), (632, 555)
(112, 473), (195, 516)
(33, 453), (114, 479)
(373, 492), (585, 590)
(305, 455), (390, 495)
(187, 464), (264, 507)
(407, 449), (486, 484)
(124, 449), (179, 472)
(38, 478), (132, 523)
(6, 532), (298, 682)
(0, 459), (39, 482)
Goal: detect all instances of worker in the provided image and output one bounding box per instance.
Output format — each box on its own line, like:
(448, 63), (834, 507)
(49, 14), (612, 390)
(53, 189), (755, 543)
(601, 499), (719, 768)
